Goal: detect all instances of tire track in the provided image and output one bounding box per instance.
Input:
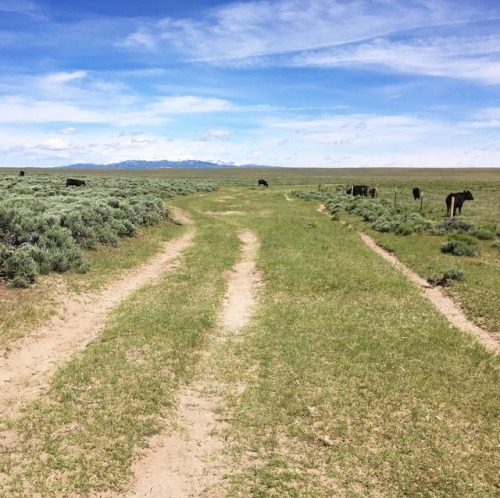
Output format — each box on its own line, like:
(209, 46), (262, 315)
(124, 230), (262, 498)
(358, 232), (499, 354)
(316, 203), (498, 353)
(0, 210), (195, 419)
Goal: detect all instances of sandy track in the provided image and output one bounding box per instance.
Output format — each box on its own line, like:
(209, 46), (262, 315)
(315, 202), (498, 353)
(358, 232), (499, 354)
(0, 211), (194, 419)
(124, 230), (261, 498)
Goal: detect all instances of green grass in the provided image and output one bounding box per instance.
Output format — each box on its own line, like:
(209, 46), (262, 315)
(62, 222), (178, 292)
(215, 189), (498, 497)
(0, 278), (59, 346)
(0, 180), (498, 497)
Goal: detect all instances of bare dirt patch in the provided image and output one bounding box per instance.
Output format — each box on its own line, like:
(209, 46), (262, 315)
(285, 194), (293, 202)
(220, 231), (261, 333)
(0, 210), (195, 419)
(358, 232), (499, 354)
(205, 210), (245, 216)
(124, 230), (262, 497)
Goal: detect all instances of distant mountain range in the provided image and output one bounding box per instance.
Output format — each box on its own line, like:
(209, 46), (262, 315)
(57, 159), (277, 169)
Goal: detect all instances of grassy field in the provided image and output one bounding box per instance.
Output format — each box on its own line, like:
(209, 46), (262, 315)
(0, 169), (498, 496)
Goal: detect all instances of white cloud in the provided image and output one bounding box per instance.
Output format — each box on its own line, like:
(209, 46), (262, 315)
(0, 97), (107, 123)
(293, 36), (500, 84)
(476, 107), (500, 119)
(120, 0), (493, 62)
(110, 0), (500, 86)
(42, 71), (87, 85)
(0, 93), (232, 129)
(147, 96), (234, 114)
(467, 120), (500, 129)
(199, 129), (233, 141)
(0, 0), (45, 19)
(37, 138), (72, 151)
(267, 113), (430, 142)
(59, 127), (78, 135)
(117, 28), (157, 51)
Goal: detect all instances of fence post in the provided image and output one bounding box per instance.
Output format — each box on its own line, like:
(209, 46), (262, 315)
(419, 191), (424, 214)
(394, 187), (398, 207)
(450, 196), (455, 219)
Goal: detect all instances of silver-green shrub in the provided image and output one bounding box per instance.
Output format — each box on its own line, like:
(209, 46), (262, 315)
(0, 174), (218, 286)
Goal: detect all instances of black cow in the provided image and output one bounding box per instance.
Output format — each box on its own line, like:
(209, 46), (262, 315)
(346, 185), (368, 197)
(412, 187), (421, 200)
(258, 179), (269, 187)
(19, 170), (25, 177)
(66, 178), (86, 187)
(446, 190), (474, 216)
(369, 186), (378, 199)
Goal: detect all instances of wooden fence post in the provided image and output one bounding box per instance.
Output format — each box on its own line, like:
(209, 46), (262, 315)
(420, 191), (424, 214)
(450, 196), (455, 219)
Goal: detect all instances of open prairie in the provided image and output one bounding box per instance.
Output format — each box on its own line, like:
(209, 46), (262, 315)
(0, 168), (499, 497)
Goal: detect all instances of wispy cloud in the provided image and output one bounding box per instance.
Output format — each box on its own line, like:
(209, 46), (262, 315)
(117, 27), (158, 51)
(0, 90), (237, 129)
(0, 97), (108, 124)
(146, 96), (234, 114)
(0, 0), (45, 19)
(293, 35), (500, 84)
(120, 0), (497, 62)
(198, 129), (233, 141)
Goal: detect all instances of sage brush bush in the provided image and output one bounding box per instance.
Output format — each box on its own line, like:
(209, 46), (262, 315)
(441, 234), (480, 257)
(426, 268), (466, 287)
(0, 174), (218, 286)
(471, 227), (495, 240)
(443, 267), (466, 281)
(429, 218), (477, 235)
(297, 191), (432, 235)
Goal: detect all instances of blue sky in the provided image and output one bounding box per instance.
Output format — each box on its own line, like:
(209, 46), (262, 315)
(1, 0), (499, 168)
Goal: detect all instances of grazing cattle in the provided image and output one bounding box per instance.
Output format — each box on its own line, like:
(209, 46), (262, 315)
(368, 186), (378, 199)
(19, 170), (25, 177)
(413, 187), (421, 200)
(446, 190), (474, 216)
(346, 185), (368, 197)
(66, 178), (86, 187)
(258, 179), (269, 187)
